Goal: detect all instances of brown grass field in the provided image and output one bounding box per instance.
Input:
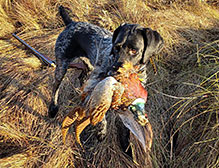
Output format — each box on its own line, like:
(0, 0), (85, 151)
(0, 0), (218, 167)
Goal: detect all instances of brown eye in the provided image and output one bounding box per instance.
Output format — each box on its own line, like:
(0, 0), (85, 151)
(129, 48), (137, 55)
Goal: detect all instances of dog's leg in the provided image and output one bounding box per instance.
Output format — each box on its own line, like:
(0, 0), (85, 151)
(48, 58), (69, 118)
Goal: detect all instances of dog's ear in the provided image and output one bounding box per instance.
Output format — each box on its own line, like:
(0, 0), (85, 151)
(111, 23), (125, 55)
(112, 23), (126, 44)
(140, 28), (164, 64)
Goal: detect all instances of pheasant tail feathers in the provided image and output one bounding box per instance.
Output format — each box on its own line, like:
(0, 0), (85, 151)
(62, 112), (78, 144)
(75, 117), (90, 148)
(62, 107), (82, 144)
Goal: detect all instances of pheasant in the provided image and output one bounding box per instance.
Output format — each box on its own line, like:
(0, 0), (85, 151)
(62, 61), (151, 150)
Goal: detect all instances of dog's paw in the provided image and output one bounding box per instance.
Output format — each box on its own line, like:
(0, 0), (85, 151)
(48, 102), (59, 118)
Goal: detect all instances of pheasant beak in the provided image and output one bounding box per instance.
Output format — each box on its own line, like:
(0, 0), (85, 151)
(128, 98), (149, 126)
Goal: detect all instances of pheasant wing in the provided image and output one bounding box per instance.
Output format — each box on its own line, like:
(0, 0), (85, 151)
(89, 77), (123, 125)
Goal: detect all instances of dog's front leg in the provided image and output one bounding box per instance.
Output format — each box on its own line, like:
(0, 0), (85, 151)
(48, 58), (69, 118)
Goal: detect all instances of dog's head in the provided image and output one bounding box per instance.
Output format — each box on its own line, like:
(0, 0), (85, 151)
(110, 23), (164, 68)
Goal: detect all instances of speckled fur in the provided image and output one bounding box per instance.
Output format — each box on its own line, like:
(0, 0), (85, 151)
(55, 21), (113, 67)
(48, 6), (114, 118)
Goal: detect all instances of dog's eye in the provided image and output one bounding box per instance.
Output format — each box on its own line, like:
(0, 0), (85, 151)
(129, 48), (137, 55)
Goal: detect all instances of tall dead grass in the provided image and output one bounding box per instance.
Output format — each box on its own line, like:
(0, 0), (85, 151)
(0, 0), (219, 167)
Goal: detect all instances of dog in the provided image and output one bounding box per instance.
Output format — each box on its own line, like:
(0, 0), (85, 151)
(48, 6), (164, 118)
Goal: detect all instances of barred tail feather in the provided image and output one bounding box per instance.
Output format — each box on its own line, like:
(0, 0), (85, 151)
(62, 110), (79, 144)
(75, 117), (90, 148)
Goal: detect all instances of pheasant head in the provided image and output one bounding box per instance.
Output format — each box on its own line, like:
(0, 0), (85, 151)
(128, 98), (148, 126)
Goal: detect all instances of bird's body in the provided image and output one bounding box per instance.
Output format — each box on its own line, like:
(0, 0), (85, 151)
(62, 62), (150, 149)
(114, 62), (148, 106)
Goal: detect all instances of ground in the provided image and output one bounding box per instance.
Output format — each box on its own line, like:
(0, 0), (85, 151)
(0, 0), (218, 167)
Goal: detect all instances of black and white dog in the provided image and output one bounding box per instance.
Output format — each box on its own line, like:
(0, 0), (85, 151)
(48, 6), (164, 118)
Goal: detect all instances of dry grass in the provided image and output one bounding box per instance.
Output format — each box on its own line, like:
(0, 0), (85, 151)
(0, 0), (219, 167)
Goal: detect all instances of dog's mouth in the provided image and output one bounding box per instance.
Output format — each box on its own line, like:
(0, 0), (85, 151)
(107, 61), (143, 77)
